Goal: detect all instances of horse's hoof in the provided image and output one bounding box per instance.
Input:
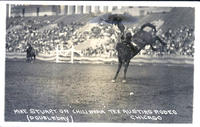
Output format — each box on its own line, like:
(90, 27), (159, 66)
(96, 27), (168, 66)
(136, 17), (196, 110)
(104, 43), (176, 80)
(111, 80), (116, 83)
(122, 80), (127, 83)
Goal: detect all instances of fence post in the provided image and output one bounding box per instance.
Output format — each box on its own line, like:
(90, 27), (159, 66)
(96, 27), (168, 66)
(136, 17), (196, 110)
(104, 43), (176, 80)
(56, 45), (59, 63)
(71, 45), (74, 64)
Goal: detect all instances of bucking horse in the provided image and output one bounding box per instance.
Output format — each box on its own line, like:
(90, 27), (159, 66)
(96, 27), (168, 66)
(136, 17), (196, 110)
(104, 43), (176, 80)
(112, 23), (166, 83)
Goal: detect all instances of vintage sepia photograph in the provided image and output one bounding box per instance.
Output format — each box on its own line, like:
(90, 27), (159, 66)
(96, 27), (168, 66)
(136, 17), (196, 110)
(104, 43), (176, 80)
(4, 2), (195, 123)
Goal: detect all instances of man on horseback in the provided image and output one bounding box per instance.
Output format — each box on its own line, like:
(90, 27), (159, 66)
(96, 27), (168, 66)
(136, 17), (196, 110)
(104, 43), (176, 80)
(26, 43), (36, 62)
(100, 14), (166, 82)
(113, 23), (166, 83)
(101, 14), (141, 51)
(27, 43), (33, 53)
(121, 32), (138, 51)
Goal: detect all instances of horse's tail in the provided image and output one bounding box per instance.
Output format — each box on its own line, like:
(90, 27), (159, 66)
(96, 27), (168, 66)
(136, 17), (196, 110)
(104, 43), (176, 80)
(140, 23), (157, 33)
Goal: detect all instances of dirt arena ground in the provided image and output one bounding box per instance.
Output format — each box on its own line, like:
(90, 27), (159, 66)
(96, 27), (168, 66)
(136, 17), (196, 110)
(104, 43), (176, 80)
(5, 60), (193, 123)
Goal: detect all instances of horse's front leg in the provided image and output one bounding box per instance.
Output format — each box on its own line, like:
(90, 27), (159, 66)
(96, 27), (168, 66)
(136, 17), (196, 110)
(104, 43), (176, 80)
(29, 56), (32, 63)
(122, 61), (130, 83)
(26, 57), (28, 62)
(112, 59), (122, 83)
(26, 54), (29, 62)
(32, 54), (36, 63)
(33, 55), (36, 61)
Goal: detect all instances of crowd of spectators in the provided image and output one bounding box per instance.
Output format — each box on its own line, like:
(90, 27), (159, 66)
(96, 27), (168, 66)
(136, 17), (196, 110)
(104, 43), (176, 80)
(162, 26), (194, 57)
(6, 16), (84, 54)
(75, 23), (194, 57)
(6, 16), (194, 58)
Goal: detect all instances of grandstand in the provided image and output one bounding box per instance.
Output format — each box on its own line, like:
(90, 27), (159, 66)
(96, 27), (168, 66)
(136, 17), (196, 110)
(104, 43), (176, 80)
(6, 5), (194, 63)
(134, 7), (194, 32)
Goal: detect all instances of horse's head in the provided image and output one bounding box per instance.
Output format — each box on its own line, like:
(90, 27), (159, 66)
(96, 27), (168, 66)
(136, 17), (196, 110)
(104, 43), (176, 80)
(141, 23), (156, 31)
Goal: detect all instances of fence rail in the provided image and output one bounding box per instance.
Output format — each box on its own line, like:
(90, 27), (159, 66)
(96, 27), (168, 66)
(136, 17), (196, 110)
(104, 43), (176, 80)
(6, 50), (193, 65)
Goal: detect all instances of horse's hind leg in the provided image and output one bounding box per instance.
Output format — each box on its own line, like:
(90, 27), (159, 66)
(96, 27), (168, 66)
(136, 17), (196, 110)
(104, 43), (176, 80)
(30, 56), (34, 63)
(122, 61), (130, 83)
(112, 59), (122, 83)
(27, 57), (30, 63)
(33, 55), (36, 61)
(26, 55), (29, 62)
